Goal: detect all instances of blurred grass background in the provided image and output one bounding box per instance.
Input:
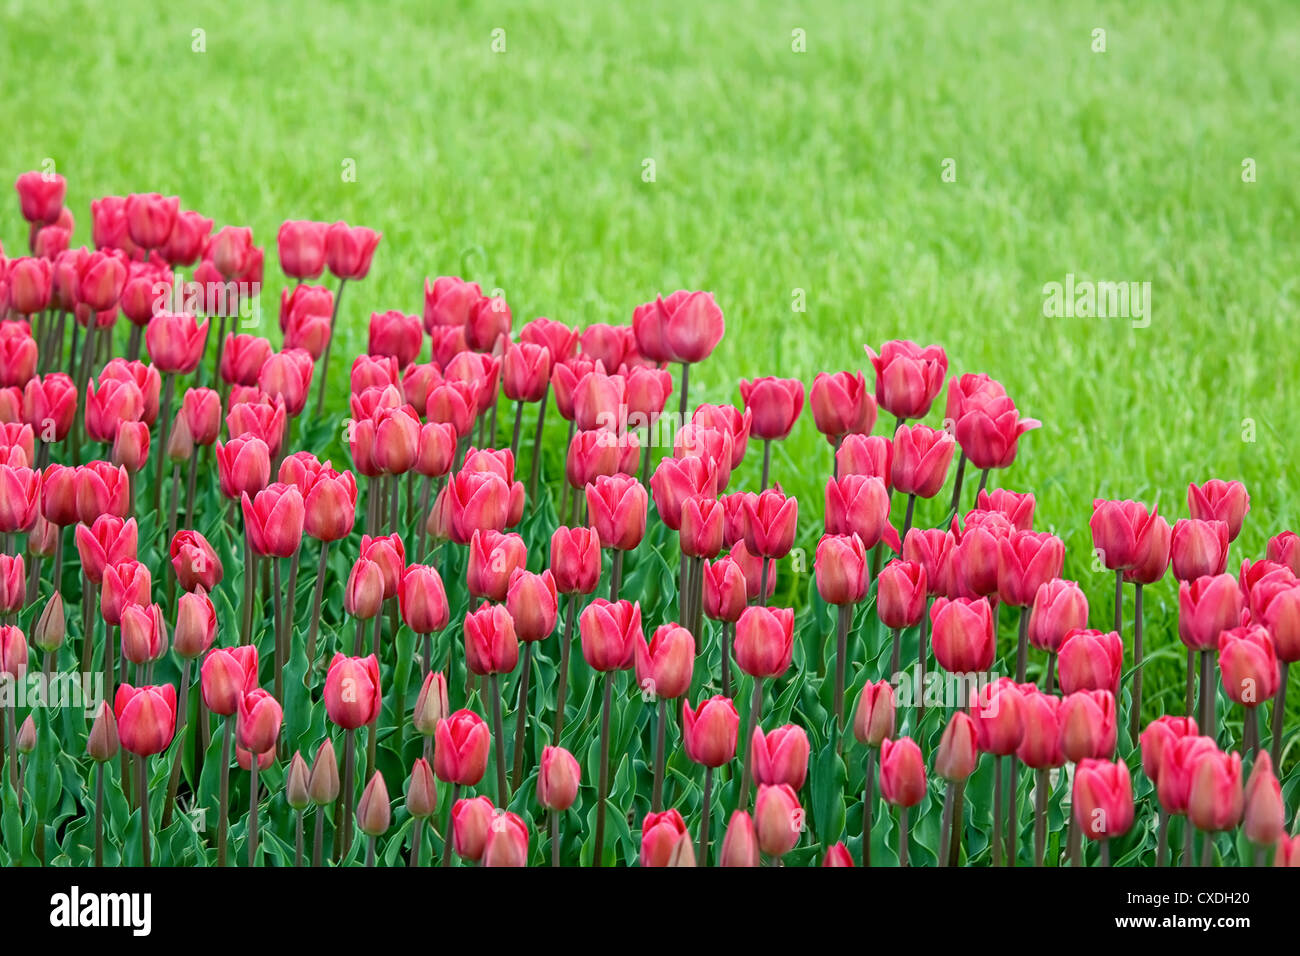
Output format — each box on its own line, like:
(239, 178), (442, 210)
(4, 0), (1298, 724)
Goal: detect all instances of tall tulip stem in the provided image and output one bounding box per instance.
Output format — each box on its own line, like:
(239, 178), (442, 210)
(861, 747), (874, 866)
(1014, 605), (1030, 683)
(1112, 569), (1123, 636)
(652, 696), (667, 812)
(1156, 808), (1170, 866)
(1130, 583), (1144, 743)
(305, 541), (331, 669)
(248, 757), (260, 865)
(161, 658), (192, 828)
(94, 761), (105, 867)
(992, 755), (1004, 866)
(152, 372), (175, 513)
(511, 644), (534, 788)
(697, 766), (714, 866)
(1198, 651), (1215, 743)
(138, 757), (151, 867)
(610, 550), (624, 602)
(947, 780), (965, 866)
(340, 728), (356, 860)
(553, 595), (577, 740)
(550, 809), (561, 867)
(946, 452), (968, 522)
(1033, 769), (1048, 866)
(1271, 661), (1289, 766)
(939, 782), (955, 867)
(593, 673), (614, 867)
(759, 439), (772, 492)
(737, 678), (764, 808)
(834, 604), (852, 739)
(440, 783), (461, 866)
(313, 278), (347, 418)
(510, 400), (526, 461)
(1006, 760), (1020, 866)
(898, 805), (910, 867)
(490, 673), (509, 806)
(527, 386), (548, 505)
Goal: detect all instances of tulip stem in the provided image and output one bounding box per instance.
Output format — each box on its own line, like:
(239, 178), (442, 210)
(888, 627), (901, 677)
(339, 728), (357, 862)
(137, 757), (151, 867)
(1006, 760), (1020, 866)
(273, 559), (285, 704)
(152, 372), (175, 514)
(1045, 652), (1057, 694)
(550, 809), (560, 867)
(313, 278), (347, 418)
(946, 452), (968, 520)
(1271, 661), (1289, 767)
(409, 816), (422, 867)
(184, 447), (200, 531)
(897, 805), (910, 867)
(652, 696), (667, 812)
(678, 363), (690, 421)
(737, 678), (764, 809)
(240, 535), (257, 647)
(609, 550), (624, 602)
(528, 386), (548, 505)
(901, 493), (916, 543)
(1198, 651), (1215, 744)
(1246, 705), (1260, 757)
(557, 421), (575, 520)
(1185, 648), (1196, 717)
(248, 756), (260, 866)
(1015, 605), (1029, 684)
(721, 622), (733, 697)
(1156, 808), (1170, 866)
(510, 644), (533, 789)
(312, 807), (325, 867)
(939, 782), (955, 867)
(166, 463), (181, 607)
(976, 468), (990, 503)
(1199, 832), (1214, 867)
(217, 718), (232, 866)
(834, 604), (852, 741)
(917, 600), (930, 724)
(948, 780), (965, 866)
(490, 673), (509, 806)
(759, 561), (769, 608)
(1100, 838), (1111, 867)
(1033, 769), (1048, 866)
(992, 755), (1004, 866)
(305, 541), (331, 670)
(366, 835), (377, 867)
(553, 596), (577, 741)
(593, 673), (613, 867)
(94, 762), (105, 867)
(509, 400), (525, 461)
(161, 658), (192, 829)
(697, 766), (714, 866)
(861, 748), (874, 866)
(1112, 569), (1123, 636)
(759, 439), (772, 492)
(1129, 583), (1144, 743)
(440, 783), (460, 866)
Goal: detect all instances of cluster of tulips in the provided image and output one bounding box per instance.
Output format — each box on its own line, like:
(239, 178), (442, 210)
(0, 169), (1296, 867)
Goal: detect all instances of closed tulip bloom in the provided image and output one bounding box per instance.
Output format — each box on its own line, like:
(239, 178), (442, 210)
(549, 525), (601, 595)
(809, 370), (876, 440)
(15, 171), (66, 225)
(954, 395), (1040, 470)
(86, 701), (119, 762)
(84, 377), (143, 444)
(1157, 735), (1219, 814)
(1059, 690), (1118, 763)
(228, 398), (288, 458)
(145, 311), (208, 375)
(853, 679), (896, 747)
(412, 671), (450, 736)
(77, 251), (128, 312)
(949, 514), (1011, 599)
(355, 771), (392, 837)
(1267, 531), (1300, 576)
(680, 495), (725, 559)
(702, 556), (747, 622)
(641, 808), (690, 867)
(325, 222), (381, 279)
(734, 605), (794, 678)
(879, 736), (926, 807)
(0, 625), (28, 679)
(891, 423), (955, 498)
(482, 810), (529, 867)
(632, 623), (694, 701)
(369, 405), (420, 475)
(465, 295), (512, 352)
(200, 645), (258, 716)
(464, 601), (519, 676)
(1262, 583), (1300, 662)
(836, 433), (894, 484)
(400, 758), (437, 819)
(719, 810), (760, 867)
(237, 688), (283, 755)
(497, 569), (556, 644)
(465, 530), (526, 603)
(1089, 499), (1161, 571)
(519, 316), (579, 364)
(7, 258), (53, 315)
(358, 533), (405, 599)
(1275, 836), (1300, 867)
(1241, 560), (1296, 618)
(367, 310), (422, 369)
(930, 597), (995, 674)
(815, 533), (870, 605)
(423, 275), (481, 328)
(324, 653), (381, 728)
(649, 455), (717, 530)
(276, 219), (328, 279)
(1027, 578), (1089, 653)
(215, 436), (271, 500)
(0, 556), (22, 614)
(751, 724), (810, 789)
(623, 365), (673, 421)
(120, 602), (168, 665)
(1170, 517), (1230, 582)
(692, 403), (751, 470)
(100, 561), (151, 627)
(114, 683), (177, 757)
(579, 598), (641, 671)
(1139, 715), (1200, 785)
(1218, 625), (1280, 706)
(875, 559), (927, 628)
(124, 193), (179, 249)
(997, 530), (1065, 607)
(935, 711), (979, 782)
(399, 565), (450, 634)
(0, 465), (39, 534)
(1178, 575), (1243, 652)
(586, 474), (647, 551)
(301, 469), (357, 542)
(572, 369), (626, 432)
(172, 588), (217, 658)
(33, 592), (64, 653)
(825, 474), (899, 551)
(241, 485), (305, 558)
(1188, 479), (1249, 542)
(1123, 513), (1172, 585)
(816, 843), (853, 867)
(1073, 759), (1134, 841)
(658, 290), (724, 364)
(739, 377), (805, 441)
(169, 529), (222, 592)
(903, 527), (954, 597)
(442, 470), (511, 544)
(433, 710), (491, 786)
(537, 745), (581, 811)
(865, 340), (948, 421)
(448, 795), (495, 861)
(743, 489), (798, 559)
(1242, 751), (1285, 845)
(1057, 628), (1122, 696)
(23, 373), (78, 442)
(501, 341), (552, 403)
(1016, 686), (1064, 769)
(1187, 749), (1244, 832)
(683, 695), (740, 767)
(753, 784), (803, 857)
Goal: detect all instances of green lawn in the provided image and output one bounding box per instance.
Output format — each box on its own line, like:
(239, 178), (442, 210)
(6, 0), (1298, 724)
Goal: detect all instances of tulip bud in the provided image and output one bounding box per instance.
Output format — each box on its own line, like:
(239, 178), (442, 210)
(879, 736), (926, 806)
(719, 810), (760, 867)
(876, 559), (927, 629)
(550, 525), (601, 594)
(935, 712), (978, 782)
(237, 688), (283, 756)
(853, 680), (896, 747)
(702, 556), (747, 623)
(814, 533), (869, 605)
(1171, 518), (1230, 581)
(639, 809), (689, 867)
(452, 795), (496, 861)
(733, 605), (794, 679)
(33, 591), (65, 653)
(579, 598), (641, 672)
(753, 784), (803, 858)
(1243, 751), (1285, 846)
(969, 677), (1024, 756)
(412, 671), (450, 735)
(86, 701), (119, 762)
(1027, 578), (1089, 653)
(200, 645), (258, 716)
(285, 752), (311, 810)
(324, 653), (382, 728)
(1187, 749), (1244, 833)
(356, 771), (391, 837)
(1016, 687), (1064, 769)
(16, 715), (36, 754)
(682, 695), (740, 768)
(483, 810), (530, 867)
(634, 623), (695, 701)
(1073, 758), (1135, 841)
(113, 683), (177, 756)
(406, 758), (438, 819)
(1058, 690), (1118, 763)
(751, 724), (810, 789)
(308, 738), (340, 805)
(434, 710), (491, 786)
(537, 745), (581, 811)
(1057, 628), (1123, 696)
(1138, 714), (1200, 785)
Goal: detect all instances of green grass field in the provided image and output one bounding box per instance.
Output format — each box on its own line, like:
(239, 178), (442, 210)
(6, 0), (1299, 722)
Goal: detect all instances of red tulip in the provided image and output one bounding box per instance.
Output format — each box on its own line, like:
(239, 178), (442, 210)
(237, 688), (283, 755)
(1056, 628), (1122, 696)
(953, 395), (1040, 470)
(673, 424), (732, 490)
(40, 463), (80, 526)
(399, 565), (450, 634)
(215, 436), (271, 500)
(753, 784), (803, 857)
(902, 527), (953, 597)
(586, 474), (647, 551)
(0, 624), (28, 678)
(84, 378), (143, 444)
(1073, 759), (1134, 841)
(451, 795), (495, 860)
(742, 489), (798, 559)
(948, 512), (1011, 598)
(929, 597), (995, 674)
(680, 495), (724, 559)
(145, 311), (208, 375)
(835, 433), (893, 484)
(1138, 715), (1199, 785)
(865, 340), (948, 421)
(201, 646), (258, 716)
(683, 695), (740, 767)
(303, 468), (358, 542)
(325, 222), (381, 280)
(220, 334), (274, 387)
(549, 525), (601, 595)
(1016, 686), (1064, 769)
(0, 464), (39, 534)
(641, 808), (689, 867)
(825, 475), (898, 551)
(75, 461), (130, 523)
(1123, 513), (1172, 585)
(879, 736), (926, 806)
(853, 679), (897, 747)
(1266, 531), (1300, 576)
(719, 810), (760, 867)
(891, 423), (955, 499)
(809, 370), (875, 440)
(15, 171), (66, 225)
(733, 605), (794, 678)
(324, 653), (381, 728)
(241, 484), (305, 558)
(464, 601), (519, 676)
(739, 377), (804, 441)
(433, 710), (491, 786)
(169, 529), (222, 592)
(1178, 575), (1243, 652)
(422, 275), (481, 328)
(537, 745), (581, 811)
(815, 533), (869, 605)
(100, 561), (151, 627)
(412, 672), (450, 735)
(466, 295), (511, 352)
(649, 455), (716, 531)
(1089, 499), (1160, 571)
(1170, 518), (1230, 581)
(997, 530), (1065, 607)
(124, 193), (179, 250)
(730, 540), (777, 602)
(482, 810), (529, 867)
(751, 724), (809, 788)
(658, 290), (724, 364)
(579, 599), (641, 671)
(1187, 749), (1243, 832)
(702, 556), (747, 622)
(1027, 579), (1089, 653)
(173, 589), (217, 658)
(935, 711), (979, 782)
(1059, 689), (1118, 763)
(441, 470), (510, 544)
(113, 683), (177, 756)
(23, 372), (77, 442)
(505, 569), (558, 643)
(634, 623), (695, 700)
(1217, 624), (1280, 706)
(120, 602), (168, 665)
(976, 487), (1035, 531)
(276, 220), (328, 279)
(1188, 480), (1249, 542)
(502, 341), (553, 403)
